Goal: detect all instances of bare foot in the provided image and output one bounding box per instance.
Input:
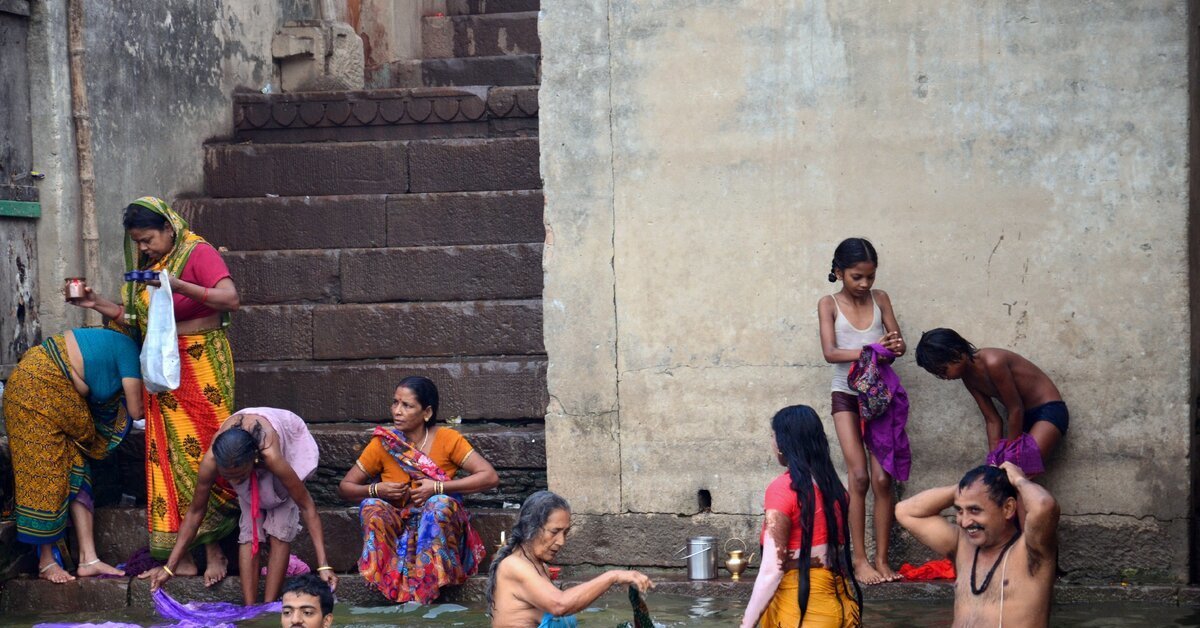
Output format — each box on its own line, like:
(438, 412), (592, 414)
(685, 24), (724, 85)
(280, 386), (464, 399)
(854, 558), (885, 585)
(78, 559), (125, 578)
(39, 562), (76, 584)
(875, 561), (902, 582)
(204, 547), (229, 587)
(174, 554), (200, 577)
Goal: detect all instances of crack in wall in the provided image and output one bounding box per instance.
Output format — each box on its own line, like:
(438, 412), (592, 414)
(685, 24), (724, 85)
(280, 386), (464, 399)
(604, 0), (624, 514)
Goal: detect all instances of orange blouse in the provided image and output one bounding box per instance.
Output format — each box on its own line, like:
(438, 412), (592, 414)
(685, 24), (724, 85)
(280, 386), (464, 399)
(356, 427), (475, 486)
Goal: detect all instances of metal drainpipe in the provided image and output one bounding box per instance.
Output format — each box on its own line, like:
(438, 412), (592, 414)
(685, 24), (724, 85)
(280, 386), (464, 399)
(67, 0), (100, 326)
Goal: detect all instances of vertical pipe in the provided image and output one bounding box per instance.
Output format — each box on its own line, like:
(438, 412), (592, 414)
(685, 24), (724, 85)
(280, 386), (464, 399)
(67, 0), (99, 326)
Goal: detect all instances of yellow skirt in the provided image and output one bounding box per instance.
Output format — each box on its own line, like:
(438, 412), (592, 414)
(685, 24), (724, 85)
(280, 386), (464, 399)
(145, 328), (238, 557)
(760, 568), (861, 628)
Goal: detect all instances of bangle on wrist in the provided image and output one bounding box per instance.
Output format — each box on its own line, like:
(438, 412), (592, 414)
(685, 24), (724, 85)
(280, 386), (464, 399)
(162, 565), (175, 577)
(317, 565), (334, 572)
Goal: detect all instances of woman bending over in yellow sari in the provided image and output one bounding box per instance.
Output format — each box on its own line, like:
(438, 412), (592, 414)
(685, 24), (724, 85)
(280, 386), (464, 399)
(3, 328), (143, 582)
(71, 196), (240, 585)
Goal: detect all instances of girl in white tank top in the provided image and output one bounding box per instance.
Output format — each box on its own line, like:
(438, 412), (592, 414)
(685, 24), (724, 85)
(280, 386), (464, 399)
(816, 237), (906, 585)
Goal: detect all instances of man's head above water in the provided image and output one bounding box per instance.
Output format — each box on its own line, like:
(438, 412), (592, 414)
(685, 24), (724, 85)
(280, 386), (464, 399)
(281, 573), (334, 628)
(954, 465), (1019, 549)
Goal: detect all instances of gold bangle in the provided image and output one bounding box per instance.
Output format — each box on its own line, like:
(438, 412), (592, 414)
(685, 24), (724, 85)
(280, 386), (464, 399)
(162, 565), (175, 577)
(369, 483), (377, 498)
(317, 566), (334, 572)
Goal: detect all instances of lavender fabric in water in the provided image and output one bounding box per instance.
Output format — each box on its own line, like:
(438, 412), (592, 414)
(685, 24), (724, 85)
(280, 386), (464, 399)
(986, 433), (1045, 476)
(153, 588), (281, 624)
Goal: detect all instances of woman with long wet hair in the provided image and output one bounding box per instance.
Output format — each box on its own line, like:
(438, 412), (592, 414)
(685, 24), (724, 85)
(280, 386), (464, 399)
(741, 405), (862, 627)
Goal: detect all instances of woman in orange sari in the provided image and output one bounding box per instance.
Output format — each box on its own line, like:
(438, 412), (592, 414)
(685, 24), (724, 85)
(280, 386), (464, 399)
(71, 196), (240, 584)
(338, 376), (499, 603)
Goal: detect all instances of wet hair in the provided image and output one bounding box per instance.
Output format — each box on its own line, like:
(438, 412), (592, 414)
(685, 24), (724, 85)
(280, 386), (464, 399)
(281, 572), (334, 616)
(828, 237), (878, 283)
(397, 375), (440, 424)
(210, 418), (263, 469)
(122, 203), (169, 231)
(958, 465), (1018, 506)
(915, 328), (979, 373)
(771, 405), (862, 622)
(486, 490), (572, 614)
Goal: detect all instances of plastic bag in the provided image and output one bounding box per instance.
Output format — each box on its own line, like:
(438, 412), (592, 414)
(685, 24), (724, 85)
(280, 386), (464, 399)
(141, 270), (180, 393)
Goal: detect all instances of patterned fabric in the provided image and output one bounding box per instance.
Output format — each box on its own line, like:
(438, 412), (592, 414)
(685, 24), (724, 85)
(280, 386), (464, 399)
(852, 343), (912, 482)
(356, 426), (487, 603)
(121, 196), (230, 331)
(4, 336), (129, 545)
(146, 329), (238, 558)
(847, 345), (892, 420)
(759, 568), (860, 628)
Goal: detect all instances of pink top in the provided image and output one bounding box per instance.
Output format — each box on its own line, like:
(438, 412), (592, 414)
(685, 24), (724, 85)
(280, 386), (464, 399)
(175, 243), (231, 321)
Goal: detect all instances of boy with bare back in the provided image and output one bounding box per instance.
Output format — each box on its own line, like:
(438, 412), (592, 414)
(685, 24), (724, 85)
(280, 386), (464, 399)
(915, 328), (1067, 466)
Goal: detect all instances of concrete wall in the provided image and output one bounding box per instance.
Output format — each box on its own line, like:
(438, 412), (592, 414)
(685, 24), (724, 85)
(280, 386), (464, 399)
(542, 1), (1192, 581)
(30, 0), (315, 335)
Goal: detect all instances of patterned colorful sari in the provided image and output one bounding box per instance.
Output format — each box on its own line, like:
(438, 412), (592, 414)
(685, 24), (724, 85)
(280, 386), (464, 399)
(3, 335), (129, 545)
(357, 426), (486, 603)
(121, 196), (238, 557)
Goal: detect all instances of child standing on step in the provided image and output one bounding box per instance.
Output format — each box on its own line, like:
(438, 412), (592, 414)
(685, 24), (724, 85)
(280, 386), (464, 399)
(817, 237), (907, 585)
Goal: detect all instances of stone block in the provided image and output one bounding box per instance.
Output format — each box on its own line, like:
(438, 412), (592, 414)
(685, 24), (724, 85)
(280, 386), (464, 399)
(0, 577), (130, 615)
(204, 142), (407, 198)
(178, 195), (389, 251)
(387, 190), (544, 247)
(445, 0), (540, 15)
(385, 54), (540, 88)
(546, 412), (621, 515)
(311, 300), (544, 360)
(227, 305), (314, 361)
(273, 21), (364, 93)
(424, 12), (541, 59)
(409, 137), (541, 193)
(340, 244), (542, 302)
(235, 357), (549, 422)
(225, 250), (341, 304)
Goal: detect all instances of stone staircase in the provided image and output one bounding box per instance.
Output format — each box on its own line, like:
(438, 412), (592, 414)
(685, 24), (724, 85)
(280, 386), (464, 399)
(0, 1), (545, 612)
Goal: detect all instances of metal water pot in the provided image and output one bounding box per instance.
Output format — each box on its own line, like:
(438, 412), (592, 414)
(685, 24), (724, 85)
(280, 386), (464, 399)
(675, 535), (718, 580)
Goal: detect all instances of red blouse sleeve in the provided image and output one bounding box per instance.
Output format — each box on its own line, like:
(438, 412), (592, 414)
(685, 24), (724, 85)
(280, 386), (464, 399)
(763, 474), (797, 514)
(183, 243), (232, 288)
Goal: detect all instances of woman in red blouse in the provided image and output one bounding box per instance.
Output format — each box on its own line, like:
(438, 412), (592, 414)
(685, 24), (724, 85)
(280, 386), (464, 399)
(741, 405), (862, 627)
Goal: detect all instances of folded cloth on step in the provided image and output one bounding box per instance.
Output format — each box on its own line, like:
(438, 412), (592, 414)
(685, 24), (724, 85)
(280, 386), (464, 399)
(261, 553), (311, 576)
(898, 558), (955, 581)
(986, 432), (1045, 476)
(153, 588), (281, 624)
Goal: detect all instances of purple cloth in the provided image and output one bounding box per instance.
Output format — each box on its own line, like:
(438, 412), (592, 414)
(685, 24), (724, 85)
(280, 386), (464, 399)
(152, 588), (281, 624)
(856, 344), (911, 481)
(986, 433), (1045, 476)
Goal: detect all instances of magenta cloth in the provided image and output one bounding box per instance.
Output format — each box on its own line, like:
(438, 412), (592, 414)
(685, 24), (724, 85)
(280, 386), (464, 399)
(35, 624), (143, 628)
(854, 344), (911, 481)
(262, 552), (311, 576)
(152, 588), (280, 624)
(986, 433), (1045, 476)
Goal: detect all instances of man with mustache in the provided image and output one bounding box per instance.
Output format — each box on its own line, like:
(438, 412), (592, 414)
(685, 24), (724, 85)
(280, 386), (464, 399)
(896, 462), (1059, 627)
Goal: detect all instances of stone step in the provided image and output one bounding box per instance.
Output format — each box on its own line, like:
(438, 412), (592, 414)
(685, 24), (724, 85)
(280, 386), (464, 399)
(86, 422), (545, 508)
(382, 55), (540, 88)
(203, 137), (540, 198)
(179, 190), (544, 252)
(446, 0), (540, 15)
(424, 12), (540, 59)
(230, 299), (543, 362)
(234, 356), (548, 422)
(225, 244), (542, 305)
(231, 86), (538, 143)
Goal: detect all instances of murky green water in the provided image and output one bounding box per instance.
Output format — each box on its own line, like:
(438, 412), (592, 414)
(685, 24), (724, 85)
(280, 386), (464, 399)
(6, 593), (1200, 627)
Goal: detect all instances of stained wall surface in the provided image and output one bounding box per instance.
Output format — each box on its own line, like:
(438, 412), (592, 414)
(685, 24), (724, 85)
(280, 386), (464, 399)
(542, 1), (1191, 580)
(30, 0), (315, 335)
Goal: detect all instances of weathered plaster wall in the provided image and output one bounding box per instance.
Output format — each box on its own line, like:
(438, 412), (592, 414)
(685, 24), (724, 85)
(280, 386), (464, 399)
(31, 0), (315, 335)
(543, 1), (1192, 580)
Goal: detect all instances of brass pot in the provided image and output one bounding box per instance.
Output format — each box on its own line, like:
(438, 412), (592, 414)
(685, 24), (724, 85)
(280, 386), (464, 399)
(724, 538), (756, 581)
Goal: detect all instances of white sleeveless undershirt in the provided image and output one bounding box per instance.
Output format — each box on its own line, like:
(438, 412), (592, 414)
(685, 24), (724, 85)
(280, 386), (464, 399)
(830, 292), (883, 394)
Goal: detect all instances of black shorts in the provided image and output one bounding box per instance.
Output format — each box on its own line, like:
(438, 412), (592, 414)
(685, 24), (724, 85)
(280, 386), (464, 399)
(1023, 401), (1069, 435)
